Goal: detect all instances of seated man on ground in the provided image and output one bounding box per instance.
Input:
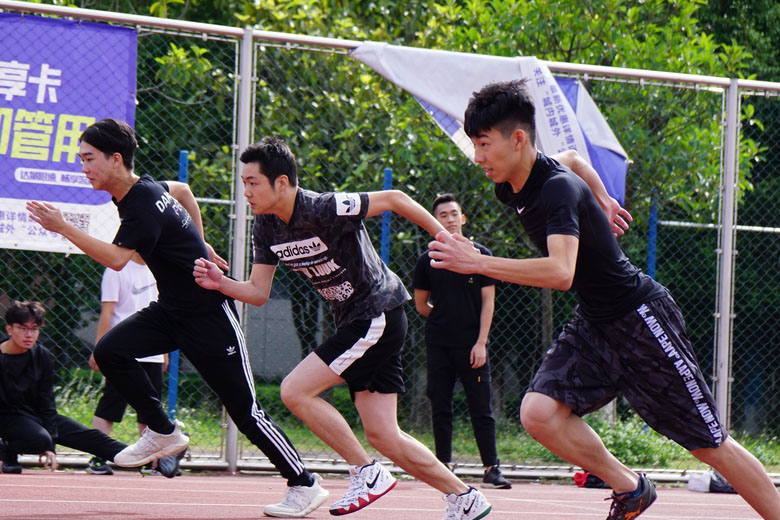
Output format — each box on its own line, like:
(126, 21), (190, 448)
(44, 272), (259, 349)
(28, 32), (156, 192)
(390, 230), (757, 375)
(0, 300), (182, 477)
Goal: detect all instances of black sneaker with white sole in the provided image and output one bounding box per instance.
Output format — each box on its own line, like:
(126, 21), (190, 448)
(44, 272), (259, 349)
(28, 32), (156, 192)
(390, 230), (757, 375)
(87, 456), (114, 475)
(482, 466), (512, 489)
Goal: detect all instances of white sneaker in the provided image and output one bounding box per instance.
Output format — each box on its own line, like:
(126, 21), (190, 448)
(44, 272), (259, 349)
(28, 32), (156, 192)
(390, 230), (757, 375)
(114, 420), (189, 467)
(443, 487), (492, 520)
(263, 473), (329, 518)
(329, 460), (396, 515)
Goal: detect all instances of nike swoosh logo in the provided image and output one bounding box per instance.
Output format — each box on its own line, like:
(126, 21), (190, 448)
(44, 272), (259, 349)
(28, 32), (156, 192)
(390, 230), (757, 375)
(516, 206), (525, 216)
(366, 472), (380, 489)
(131, 283), (156, 295)
(463, 494), (476, 514)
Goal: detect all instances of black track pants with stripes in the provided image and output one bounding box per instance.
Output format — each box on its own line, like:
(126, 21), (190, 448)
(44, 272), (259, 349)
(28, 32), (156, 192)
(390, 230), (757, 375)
(94, 299), (311, 485)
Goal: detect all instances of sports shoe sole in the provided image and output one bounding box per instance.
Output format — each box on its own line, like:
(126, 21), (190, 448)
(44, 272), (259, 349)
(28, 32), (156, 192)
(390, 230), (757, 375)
(472, 505), (492, 520)
(481, 481), (512, 489)
(86, 467), (114, 475)
(328, 479), (397, 516)
(263, 488), (329, 518)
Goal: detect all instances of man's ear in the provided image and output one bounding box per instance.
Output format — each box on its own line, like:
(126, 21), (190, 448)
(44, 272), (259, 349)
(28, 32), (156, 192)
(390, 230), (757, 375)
(275, 175), (289, 191)
(512, 128), (528, 149)
(112, 152), (124, 168)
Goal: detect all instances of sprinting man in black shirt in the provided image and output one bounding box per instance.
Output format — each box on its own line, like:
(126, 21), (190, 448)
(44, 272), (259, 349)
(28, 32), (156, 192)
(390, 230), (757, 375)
(412, 157), (613, 490)
(427, 79), (780, 520)
(26, 119), (328, 518)
(193, 137), (492, 520)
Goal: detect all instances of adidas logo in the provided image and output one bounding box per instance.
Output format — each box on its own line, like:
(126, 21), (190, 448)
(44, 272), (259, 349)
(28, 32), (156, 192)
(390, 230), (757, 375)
(226, 345), (237, 356)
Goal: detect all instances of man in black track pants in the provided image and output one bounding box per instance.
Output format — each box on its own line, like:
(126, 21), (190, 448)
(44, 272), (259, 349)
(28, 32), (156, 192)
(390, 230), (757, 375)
(26, 118), (328, 518)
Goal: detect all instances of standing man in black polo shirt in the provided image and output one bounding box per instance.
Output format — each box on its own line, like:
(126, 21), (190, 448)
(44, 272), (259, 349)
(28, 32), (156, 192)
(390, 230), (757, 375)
(26, 118), (328, 518)
(413, 193), (510, 489)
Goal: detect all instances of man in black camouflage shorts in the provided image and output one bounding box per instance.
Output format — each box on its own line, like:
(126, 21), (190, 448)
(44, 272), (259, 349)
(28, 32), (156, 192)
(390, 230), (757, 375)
(428, 79), (780, 520)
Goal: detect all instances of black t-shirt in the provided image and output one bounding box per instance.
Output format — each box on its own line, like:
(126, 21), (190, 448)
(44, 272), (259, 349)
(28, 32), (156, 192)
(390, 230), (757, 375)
(0, 342), (58, 440)
(413, 242), (497, 348)
(252, 189), (410, 328)
(495, 152), (664, 321)
(112, 174), (225, 312)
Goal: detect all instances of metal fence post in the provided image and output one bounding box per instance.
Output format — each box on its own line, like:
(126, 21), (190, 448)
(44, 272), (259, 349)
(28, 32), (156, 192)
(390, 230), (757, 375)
(221, 26), (254, 473)
(714, 78), (740, 428)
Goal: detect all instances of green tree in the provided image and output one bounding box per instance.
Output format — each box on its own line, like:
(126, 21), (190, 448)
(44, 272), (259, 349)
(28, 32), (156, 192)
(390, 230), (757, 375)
(12, 0), (775, 437)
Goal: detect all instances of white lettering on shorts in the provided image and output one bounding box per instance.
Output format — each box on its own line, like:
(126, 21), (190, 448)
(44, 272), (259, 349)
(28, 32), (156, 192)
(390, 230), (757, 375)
(636, 303), (723, 444)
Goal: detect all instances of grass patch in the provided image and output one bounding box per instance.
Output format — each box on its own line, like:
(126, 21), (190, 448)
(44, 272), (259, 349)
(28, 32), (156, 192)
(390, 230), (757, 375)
(54, 371), (780, 472)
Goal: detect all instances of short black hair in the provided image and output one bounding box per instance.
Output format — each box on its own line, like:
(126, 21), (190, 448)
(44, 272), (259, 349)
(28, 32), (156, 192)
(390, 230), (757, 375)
(4, 300), (46, 327)
(464, 79), (536, 146)
(432, 193), (461, 215)
(239, 137), (298, 187)
(80, 118), (138, 170)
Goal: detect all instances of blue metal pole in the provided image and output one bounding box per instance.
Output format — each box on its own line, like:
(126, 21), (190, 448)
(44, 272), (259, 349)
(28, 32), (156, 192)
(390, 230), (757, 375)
(166, 150), (188, 419)
(380, 167), (392, 264)
(647, 199), (657, 279)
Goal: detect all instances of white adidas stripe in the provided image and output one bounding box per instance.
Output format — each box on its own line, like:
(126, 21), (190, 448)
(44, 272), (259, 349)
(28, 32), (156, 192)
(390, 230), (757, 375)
(221, 301), (305, 473)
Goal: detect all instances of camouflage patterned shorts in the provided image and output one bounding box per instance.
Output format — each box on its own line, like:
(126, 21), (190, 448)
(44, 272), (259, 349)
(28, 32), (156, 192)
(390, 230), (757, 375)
(528, 293), (726, 451)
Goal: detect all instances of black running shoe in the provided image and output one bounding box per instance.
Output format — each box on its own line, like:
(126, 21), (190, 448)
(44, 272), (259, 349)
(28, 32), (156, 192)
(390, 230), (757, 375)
(155, 448), (186, 479)
(1, 463), (22, 474)
(86, 456), (114, 475)
(606, 473), (657, 520)
(482, 465), (512, 489)
(1, 446), (22, 474)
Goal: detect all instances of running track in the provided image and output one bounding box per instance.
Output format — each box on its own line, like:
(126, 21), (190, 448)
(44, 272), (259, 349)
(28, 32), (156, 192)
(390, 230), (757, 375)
(0, 469), (761, 519)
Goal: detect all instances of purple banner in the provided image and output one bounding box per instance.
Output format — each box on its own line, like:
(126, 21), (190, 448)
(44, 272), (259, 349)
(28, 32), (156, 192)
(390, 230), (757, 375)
(0, 13), (137, 252)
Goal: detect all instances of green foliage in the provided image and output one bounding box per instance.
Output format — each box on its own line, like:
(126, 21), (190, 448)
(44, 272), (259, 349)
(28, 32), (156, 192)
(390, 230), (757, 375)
(149, 0), (184, 19)
(415, 0), (762, 226)
(13, 0), (780, 465)
(55, 369), (780, 469)
(585, 415), (690, 467)
(699, 0), (780, 81)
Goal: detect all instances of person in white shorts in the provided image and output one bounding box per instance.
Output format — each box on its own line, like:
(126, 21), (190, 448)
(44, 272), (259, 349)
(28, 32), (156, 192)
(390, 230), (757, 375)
(87, 253), (171, 476)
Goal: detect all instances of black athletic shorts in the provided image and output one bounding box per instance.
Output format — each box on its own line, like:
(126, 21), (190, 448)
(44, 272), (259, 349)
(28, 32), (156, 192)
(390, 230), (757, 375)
(315, 305), (406, 396)
(94, 361), (164, 424)
(528, 292), (727, 451)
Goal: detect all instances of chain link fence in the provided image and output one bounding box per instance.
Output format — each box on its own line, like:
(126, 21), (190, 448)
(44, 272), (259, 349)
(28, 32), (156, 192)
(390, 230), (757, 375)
(2, 3), (780, 478)
(730, 91), (780, 438)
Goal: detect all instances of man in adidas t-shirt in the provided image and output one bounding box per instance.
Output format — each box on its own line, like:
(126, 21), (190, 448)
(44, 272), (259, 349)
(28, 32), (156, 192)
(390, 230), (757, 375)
(193, 137), (492, 520)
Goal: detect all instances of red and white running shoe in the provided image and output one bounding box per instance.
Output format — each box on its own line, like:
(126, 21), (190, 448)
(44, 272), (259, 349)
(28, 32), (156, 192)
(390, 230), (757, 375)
(328, 460), (396, 515)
